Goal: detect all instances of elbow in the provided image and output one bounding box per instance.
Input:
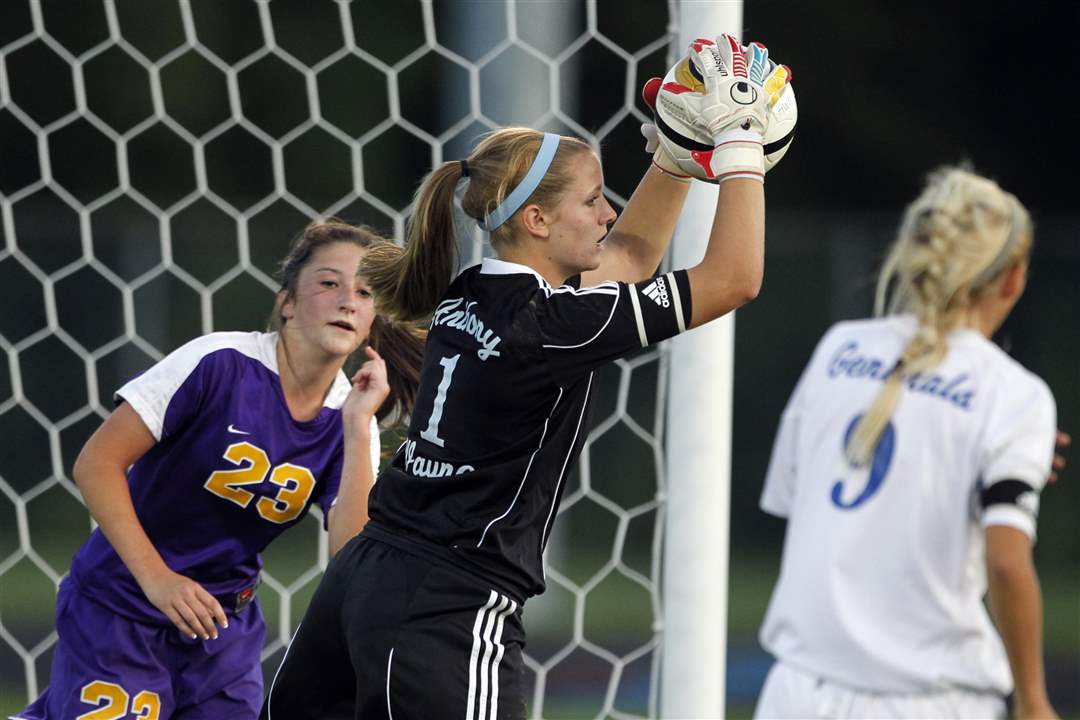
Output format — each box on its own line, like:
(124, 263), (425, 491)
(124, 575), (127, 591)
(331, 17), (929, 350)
(71, 448), (93, 491)
(730, 269), (763, 308)
(741, 272), (763, 304)
(986, 553), (1034, 590)
(985, 525), (1036, 587)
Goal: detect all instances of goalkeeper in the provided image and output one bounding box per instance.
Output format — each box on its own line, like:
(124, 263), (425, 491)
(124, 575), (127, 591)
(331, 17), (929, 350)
(262, 34), (791, 720)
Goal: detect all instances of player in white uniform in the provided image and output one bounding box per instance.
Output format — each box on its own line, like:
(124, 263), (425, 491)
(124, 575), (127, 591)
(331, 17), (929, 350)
(755, 167), (1059, 720)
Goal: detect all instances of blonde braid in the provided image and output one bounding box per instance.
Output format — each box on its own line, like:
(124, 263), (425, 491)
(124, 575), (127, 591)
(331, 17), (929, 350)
(848, 210), (952, 465)
(847, 167), (1031, 466)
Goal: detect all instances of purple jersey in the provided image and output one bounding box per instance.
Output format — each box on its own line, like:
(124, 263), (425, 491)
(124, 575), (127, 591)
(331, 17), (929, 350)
(69, 331), (378, 625)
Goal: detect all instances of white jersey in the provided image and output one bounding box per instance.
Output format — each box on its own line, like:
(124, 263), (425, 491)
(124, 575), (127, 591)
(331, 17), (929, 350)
(759, 315), (1056, 695)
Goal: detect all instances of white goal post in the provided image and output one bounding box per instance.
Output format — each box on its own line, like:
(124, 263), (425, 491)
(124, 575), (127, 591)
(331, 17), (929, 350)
(662, 2), (743, 718)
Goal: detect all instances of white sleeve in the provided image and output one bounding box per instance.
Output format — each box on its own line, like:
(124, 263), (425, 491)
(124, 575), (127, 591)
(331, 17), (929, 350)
(114, 334), (233, 441)
(760, 400), (800, 518)
(760, 327), (841, 518)
(760, 355), (817, 518)
(979, 375), (1056, 539)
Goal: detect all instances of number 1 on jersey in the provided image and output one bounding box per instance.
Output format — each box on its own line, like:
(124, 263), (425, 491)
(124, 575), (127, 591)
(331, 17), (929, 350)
(420, 354), (460, 447)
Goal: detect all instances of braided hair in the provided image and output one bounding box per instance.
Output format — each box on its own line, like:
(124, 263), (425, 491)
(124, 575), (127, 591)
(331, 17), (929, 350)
(847, 167), (1032, 466)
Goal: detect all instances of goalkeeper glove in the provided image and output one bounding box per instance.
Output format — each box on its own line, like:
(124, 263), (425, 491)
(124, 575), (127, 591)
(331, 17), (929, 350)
(641, 77), (691, 180)
(688, 34), (769, 180)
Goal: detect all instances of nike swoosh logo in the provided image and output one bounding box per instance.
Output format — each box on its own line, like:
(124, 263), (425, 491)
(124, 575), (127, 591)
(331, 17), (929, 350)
(227, 424), (251, 435)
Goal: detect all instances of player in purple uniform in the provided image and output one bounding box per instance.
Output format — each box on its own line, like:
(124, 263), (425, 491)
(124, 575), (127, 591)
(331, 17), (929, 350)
(13, 222), (424, 720)
(263, 36), (790, 719)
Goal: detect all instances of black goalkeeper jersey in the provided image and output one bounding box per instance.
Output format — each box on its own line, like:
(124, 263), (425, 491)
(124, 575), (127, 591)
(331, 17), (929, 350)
(366, 257), (692, 601)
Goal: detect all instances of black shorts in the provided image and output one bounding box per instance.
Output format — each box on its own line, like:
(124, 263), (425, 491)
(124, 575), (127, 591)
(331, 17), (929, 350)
(261, 535), (526, 720)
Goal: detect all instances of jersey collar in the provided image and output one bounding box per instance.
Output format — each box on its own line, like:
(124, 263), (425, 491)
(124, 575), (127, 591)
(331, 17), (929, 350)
(324, 369), (352, 409)
(266, 331), (353, 411)
(479, 257), (551, 290)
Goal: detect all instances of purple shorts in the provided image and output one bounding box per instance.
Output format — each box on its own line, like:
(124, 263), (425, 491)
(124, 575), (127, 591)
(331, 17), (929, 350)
(15, 576), (265, 720)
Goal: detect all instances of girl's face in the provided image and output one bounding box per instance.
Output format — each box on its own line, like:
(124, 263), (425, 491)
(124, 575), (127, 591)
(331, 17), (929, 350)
(280, 241), (374, 360)
(544, 152), (617, 277)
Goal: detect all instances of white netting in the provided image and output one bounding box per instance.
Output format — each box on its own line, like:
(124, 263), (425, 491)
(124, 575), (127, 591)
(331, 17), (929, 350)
(0, 1), (674, 716)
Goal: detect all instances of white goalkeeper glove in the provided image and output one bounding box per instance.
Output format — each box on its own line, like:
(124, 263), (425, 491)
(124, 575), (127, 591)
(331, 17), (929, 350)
(689, 35), (768, 138)
(687, 34), (769, 181)
(747, 40), (795, 173)
(641, 77), (691, 181)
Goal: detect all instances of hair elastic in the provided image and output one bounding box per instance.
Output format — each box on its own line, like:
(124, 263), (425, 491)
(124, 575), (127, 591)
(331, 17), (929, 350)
(479, 133), (561, 232)
(460, 159), (469, 177)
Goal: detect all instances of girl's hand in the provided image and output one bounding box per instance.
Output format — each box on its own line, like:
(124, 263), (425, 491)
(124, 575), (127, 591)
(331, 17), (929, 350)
(1049, 430), (1069, 483)
(342, 346), (390, 432)
(138, 566), (228, 640)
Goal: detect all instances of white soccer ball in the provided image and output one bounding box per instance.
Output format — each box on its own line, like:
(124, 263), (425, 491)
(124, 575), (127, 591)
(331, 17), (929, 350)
(763, 77), (797, 171)
(653, 52), (796, 181)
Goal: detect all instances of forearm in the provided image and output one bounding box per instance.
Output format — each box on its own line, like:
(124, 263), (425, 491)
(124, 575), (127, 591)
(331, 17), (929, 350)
(685, 178), (765, 326)
(73, 459), (168, 585)
(987, 553), (1051, 709)
(327, 424), (374, 556)
(602, 165), (691, 282)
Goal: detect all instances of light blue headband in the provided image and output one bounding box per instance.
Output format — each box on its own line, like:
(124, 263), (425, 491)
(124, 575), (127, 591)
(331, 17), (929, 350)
(478, 133), (561, 232)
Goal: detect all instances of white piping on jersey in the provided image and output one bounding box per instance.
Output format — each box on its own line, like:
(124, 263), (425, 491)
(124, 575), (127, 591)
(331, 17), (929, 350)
(548, 283), (618, 297)
(478, 257), (550, 289)
(627, 281), (648, 346)
(466, 591), (517, 720)
(265, 620), (303, 720)
(540, 372), (593, 551)
(477, 388), (564, 547)
(542, 285), (622, 350)
(386, 648), (395, 720)
(478, 257), (622, 301)
(666, 272), (687, 332)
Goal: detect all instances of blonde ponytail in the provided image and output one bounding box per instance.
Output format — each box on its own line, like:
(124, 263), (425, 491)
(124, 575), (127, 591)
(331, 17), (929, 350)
(363, 162), (465, 323)
(847, 167), (1032, 466)
(362, 127), (593, 323)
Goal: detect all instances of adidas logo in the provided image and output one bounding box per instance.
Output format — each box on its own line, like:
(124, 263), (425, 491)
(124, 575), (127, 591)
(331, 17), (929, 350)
(641, 277), (670, 308)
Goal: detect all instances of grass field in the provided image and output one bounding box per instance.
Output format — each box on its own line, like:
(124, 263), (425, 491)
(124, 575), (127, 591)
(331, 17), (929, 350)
(2, 536), (1076, 718)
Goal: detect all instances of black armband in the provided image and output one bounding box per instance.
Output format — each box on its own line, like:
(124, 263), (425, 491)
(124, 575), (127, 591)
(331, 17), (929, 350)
(980, 478), (1038, 515)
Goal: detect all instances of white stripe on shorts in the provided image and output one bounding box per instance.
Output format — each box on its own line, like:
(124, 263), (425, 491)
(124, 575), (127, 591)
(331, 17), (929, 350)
(477, 594), (509, 718)
(487, 597), (518, 720)
(465, 590), (516, 720)
(466, 591), (499, 720)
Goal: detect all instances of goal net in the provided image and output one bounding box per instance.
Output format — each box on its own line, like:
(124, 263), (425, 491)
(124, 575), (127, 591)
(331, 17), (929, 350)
(0, 1), (678, 717)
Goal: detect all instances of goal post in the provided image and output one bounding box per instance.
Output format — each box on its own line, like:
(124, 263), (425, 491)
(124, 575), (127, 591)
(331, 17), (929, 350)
(661, 2), (743, 718)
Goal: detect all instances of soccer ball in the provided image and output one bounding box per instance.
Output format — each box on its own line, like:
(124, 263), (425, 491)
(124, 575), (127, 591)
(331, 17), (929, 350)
(651, 51), (796, 181)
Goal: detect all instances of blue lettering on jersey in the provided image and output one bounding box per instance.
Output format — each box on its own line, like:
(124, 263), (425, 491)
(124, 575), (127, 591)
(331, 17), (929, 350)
(827, 341), (975, 410)
(432, 298), (503, 361)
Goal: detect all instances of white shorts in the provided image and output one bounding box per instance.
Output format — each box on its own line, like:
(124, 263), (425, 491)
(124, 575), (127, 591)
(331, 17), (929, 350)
(753, 661), (1007, 720)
